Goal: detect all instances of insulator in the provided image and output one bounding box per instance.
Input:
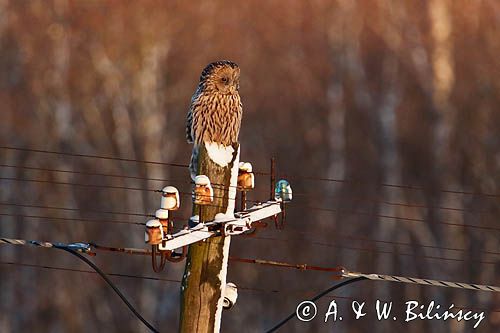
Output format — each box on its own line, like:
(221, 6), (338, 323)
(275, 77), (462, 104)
(193, 175), (214, 205)
(161, 186), (180, 210)
(223, 282), (238, 310)
(274, 179), (292, 202)
(145, 219), (163, 245)
(238, 162), (255, 190)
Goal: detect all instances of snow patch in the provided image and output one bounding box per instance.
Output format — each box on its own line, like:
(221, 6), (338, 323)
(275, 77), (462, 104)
(225, 146), (240, 215)
(155, 208), (169, 219)
(214, 236), (231, 333)
(238, 162), (252, 172)
(205, 142), (235, 168)
(194, 175), (210, 185)
(214, 212), (234, 222)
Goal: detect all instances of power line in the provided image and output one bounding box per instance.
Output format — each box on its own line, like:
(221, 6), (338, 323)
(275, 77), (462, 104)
(0, 237), (90, 252)
(289, 204), (500, 232)
(89, 243), (346, 274)
(0, 146), (270, 176)
(0, 145), (188, 168)
(0, 163), (270, 193)
(343, 270), (500, 292)
(3, 258), (499, 310)
(0, 175), (159, 193)
(0, 202), (151, 218)
(0, 163), (189, 184)
(4, 163), (490, 216)
(0, 260), (322, 298)
(292, 190), (494, 216)
(3, 238), (500, 294)
(55, 245), (159, 333)
(280, 173), (500, 199)
(228, 257), (345, 274)
(0, 176), (261, 207)
(88, 242), (499, 270)
(5, 173), (499, 233)
(6, 145), (497, 199)
(4, 257), (498, 329)
(3, 259), (497, 315)
(283, 226), (500, 257)
(2, 203), (498, 264)
(0, 198), (483, 257)
(0, 238), (344, 274)
(5, 171), (500, 231)
(246, 235), (498, 265)
(5, 163), (497, 220)
(0, 212), (143, 226)
(0, 260), (182, 283)
(3, 206), (496, 267)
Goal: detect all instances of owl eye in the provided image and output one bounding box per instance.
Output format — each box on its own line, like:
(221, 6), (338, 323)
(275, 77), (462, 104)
(221, 77), (228, 83)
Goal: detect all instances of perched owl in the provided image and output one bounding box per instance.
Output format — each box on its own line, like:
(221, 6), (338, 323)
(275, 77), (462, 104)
(186, 61), (242, 178)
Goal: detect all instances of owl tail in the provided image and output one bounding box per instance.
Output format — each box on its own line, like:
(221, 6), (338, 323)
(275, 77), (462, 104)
(189, 144), (200, 181)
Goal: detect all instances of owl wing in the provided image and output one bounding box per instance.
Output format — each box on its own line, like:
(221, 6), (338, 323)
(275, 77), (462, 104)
(186, 87), (201, 144)
(186, 106), (194, 144)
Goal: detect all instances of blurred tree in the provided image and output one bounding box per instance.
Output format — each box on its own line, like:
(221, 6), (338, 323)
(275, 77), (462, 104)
(1, 1), (499, 332)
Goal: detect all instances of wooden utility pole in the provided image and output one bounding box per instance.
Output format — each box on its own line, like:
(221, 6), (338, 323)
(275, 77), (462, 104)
(179, 142), (240, 333)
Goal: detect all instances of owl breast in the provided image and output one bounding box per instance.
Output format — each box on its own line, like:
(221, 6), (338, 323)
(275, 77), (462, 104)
(191, 91), (242, 146)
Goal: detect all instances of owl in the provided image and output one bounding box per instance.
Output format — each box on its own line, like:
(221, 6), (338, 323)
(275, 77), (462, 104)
(186, 60), (242, 178)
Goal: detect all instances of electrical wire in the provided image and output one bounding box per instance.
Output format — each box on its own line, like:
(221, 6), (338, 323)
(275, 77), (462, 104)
(291, 190), (495, 216)
(0, 260), (181, 283)
(4, 171), (499, 233)
(4, 172), (499, 233)
(0, 145), (187, 168)
(54, 245), (160, 333)
(3, 260), (497, 316)
(0, 145), (269, 176)
(4, 162), (497, 217)
(0, 202), (151, 218)
(289, 204), (500, 232)
(0, 175), (261, 208)
(283, 226), (500, 257)
(3, 199), (500, 258)
(6, 145), (498, 198)
(0, 175), (158, 192)
(265, 277), (367, 333)
(90, 241), (497, 271)
(3, 206), (497, 265)
(0, 212), (143, 226)
(280, 173), (500, 199)
(0, 163), (189, 184)
(246, 235), (497, 265)
(343, 270), (500, 292)
(0, 163), (270, 194)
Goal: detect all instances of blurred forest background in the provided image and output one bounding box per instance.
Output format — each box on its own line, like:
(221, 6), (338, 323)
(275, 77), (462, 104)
(1, 0), (500, 332)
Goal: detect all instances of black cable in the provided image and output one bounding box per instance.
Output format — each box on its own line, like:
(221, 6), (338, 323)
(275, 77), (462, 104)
(265, 277), (367, 333)
(54, 246), (160, 333)
(0, 145), (187, 168)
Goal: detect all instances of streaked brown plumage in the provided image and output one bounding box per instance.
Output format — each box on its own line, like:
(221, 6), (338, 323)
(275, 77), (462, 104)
(186, 60), (242, 146)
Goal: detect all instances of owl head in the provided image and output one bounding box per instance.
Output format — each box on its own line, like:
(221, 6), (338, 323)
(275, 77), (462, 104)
(199, 60), (240, 95)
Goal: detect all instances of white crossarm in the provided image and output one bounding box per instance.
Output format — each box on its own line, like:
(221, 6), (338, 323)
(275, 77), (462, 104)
(158, 222), (212, 251)
(224, 201), (281, 235)
(158, 201), (281, 250)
